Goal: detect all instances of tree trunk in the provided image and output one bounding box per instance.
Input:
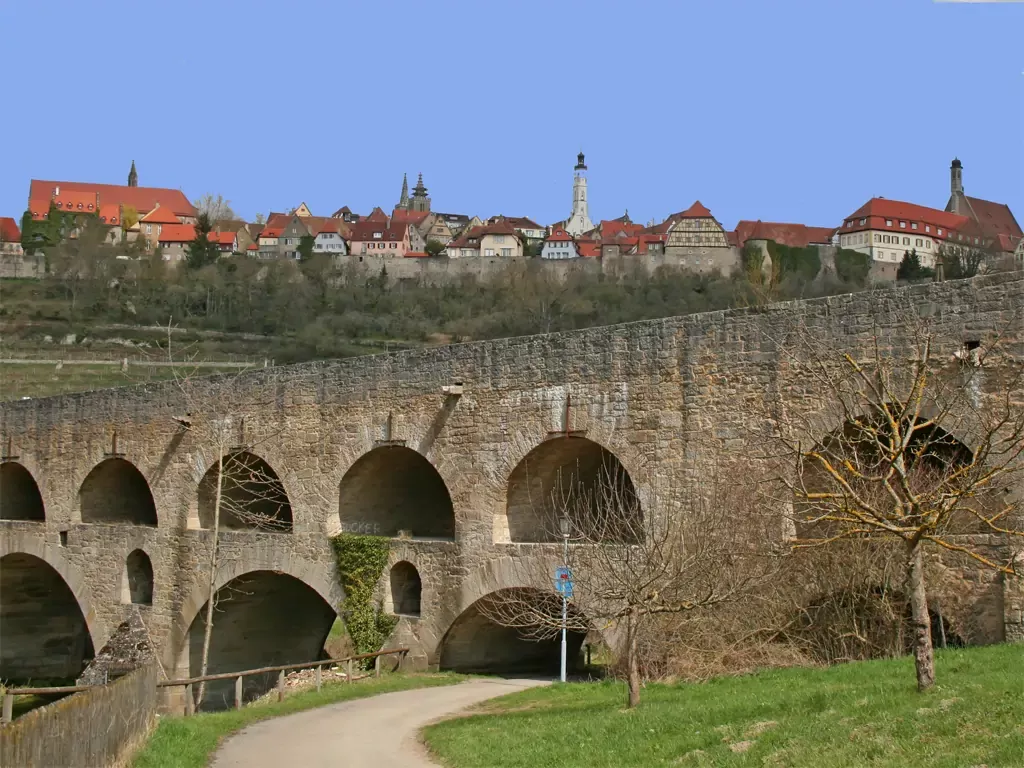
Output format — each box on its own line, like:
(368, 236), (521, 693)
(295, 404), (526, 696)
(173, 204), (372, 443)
(906, 540), (935, 692)
(196, 455), (224, 707)
(626, 608), (641, 708)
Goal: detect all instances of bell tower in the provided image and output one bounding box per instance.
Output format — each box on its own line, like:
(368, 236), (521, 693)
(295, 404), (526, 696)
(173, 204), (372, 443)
(565, 151), (593, 236)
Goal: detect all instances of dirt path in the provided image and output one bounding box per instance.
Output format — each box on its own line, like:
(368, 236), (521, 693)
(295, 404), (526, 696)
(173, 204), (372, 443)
(210, 678), (548, 768)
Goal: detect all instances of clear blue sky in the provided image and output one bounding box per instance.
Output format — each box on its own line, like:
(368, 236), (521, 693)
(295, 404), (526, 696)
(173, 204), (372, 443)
(2, 0), (1021, 229)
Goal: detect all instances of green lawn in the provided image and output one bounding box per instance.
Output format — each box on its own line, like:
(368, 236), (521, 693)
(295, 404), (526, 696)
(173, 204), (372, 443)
(0, 363), (242, 401)
(133, 672), (464, 768)
(424, 645), (1024, 768)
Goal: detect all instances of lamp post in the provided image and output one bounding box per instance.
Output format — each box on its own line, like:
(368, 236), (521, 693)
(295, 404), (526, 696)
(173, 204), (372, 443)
(559, 516), (570, 683)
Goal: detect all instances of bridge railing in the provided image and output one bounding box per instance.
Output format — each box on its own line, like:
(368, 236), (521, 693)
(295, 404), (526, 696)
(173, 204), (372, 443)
(1, 647), (409, 723)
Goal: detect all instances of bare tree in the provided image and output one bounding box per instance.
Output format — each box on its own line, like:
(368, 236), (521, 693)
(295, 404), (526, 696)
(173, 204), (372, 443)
(193, 193), (237, 223)
(483, 450), (780, 708)
(762, 314), (1024, 691)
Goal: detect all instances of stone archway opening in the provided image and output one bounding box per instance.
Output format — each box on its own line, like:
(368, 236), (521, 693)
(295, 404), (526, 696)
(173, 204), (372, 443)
(389, 561), (422, 617)
(0, 461), (45, 521)
(0, 553), (95, 684)
(506, 437), (641, 543)
(198, 452), (293, 532)
(186, 571), (335, 710)
(79, 458), (157, 526)
(338, 446), (454, 539)
(439, 588), (588, 675)
(123, 549), (154, 606)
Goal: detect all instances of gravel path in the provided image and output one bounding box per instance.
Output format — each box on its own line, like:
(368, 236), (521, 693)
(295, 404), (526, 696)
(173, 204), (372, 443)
(210, 678), (548, 768)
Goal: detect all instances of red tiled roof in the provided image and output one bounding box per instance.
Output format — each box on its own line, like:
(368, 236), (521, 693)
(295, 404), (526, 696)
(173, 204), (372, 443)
(315, 218), (344, 235)
(546, 226), (573, 243)
(366, 207), (388, 222)
(631, 233), (666, 254)
(576, 241), (601, 258)
(157, 223), (196, 243)
(208, 231), (236, 246)
(247, 242), (258, 251)
(964, 196), (1022, 240)
(98, 203), (120, 225)
(599, 219), (644, 239)
(141, 204), (181, 224)
(0, 217), (21, 242)
(490, 215), (543, 230)
(845, 198), (968, 233)
(347, 220), (408, 242)
(264, 212), (292, 229)
(28, 180), (194, 220)
(448, 221), (520, 249)
(734, 220), (835, 248)
(260, 226), (284, 238)
(677, 200), (713, 219)
(404, 251), (429, 258)
(391, 208), (430, 226)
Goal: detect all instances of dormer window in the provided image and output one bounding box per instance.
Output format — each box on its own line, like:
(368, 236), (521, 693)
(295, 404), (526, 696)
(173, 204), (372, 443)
(859, 218), (866, 225)
(77, 203), (83, 209)
(373, 231), (382, 238)
(937, 228), (943, 236)
(886, 219), (892, 226)
(911, 222), (917, 230)
(899, 221), (906, 229)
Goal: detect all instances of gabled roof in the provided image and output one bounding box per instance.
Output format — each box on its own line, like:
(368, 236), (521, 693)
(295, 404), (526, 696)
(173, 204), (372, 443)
(333, 205), (353, 216)
(598, 219), (644, 239)
(347, 220), (408, 242)
(576, 240), (601, 258)
(28, 180), (194, 219)
(98, 204), (120, 225)
(366, 207), (389, 222)
(208, 231), (236, 246)
(844, 198), (970, 235)
(545, 226), (573, 243)
(734, 220), (835, 248)
(246, 242), (258, 251)
(141, 204), (181, 224)
(260, 226), (284, 239)
(391, 208), (430, 226)
(157, 223), (196, 242)
(404, 251), (430, 258)
(489, 215), (543, 230)
(315, 218), (345, 235)
(0, 216), (21, 242)
(677, 200), (713, 219)
(963, 196), (1022, 240)
(212, 219), (249, 233)
(448, 221), (520, 249)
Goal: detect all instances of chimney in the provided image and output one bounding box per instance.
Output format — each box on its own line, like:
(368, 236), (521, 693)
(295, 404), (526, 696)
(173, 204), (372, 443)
(54, 185), (60, 196)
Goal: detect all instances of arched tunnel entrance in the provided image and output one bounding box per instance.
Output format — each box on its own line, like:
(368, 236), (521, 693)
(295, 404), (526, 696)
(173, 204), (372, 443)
(198, 452), (293, 532)
(0, 553), (95, 683)
(79, 458), (157, 525)
(338, 446), (454, 538)
(439, 588), (588, 676)
(186, 571), (336, 710)
(0, 462), (46, 521)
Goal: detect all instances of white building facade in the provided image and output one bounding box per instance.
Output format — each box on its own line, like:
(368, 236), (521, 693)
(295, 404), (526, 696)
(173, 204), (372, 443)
(564, 152), (594, 236)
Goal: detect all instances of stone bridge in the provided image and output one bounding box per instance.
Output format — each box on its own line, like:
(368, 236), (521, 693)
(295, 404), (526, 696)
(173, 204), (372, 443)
(1, 274), (1021, 704)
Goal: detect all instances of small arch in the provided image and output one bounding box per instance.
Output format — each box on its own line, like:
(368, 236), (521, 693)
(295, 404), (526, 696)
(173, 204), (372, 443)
(198, 452), (292, 532)
(389, 561), (422, 617)
(0, 461), (45, 521)
(1, 553), (95, 683)
(80, 458), (157, 525)
(338, 446), (454, 538)
(506, 437), (641, 543)
(123, 549), (154, 606)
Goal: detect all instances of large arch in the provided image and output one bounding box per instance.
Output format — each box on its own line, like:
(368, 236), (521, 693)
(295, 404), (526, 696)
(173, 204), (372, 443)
(0, 553), (95, 683)
(0, 461), (45, 521)
(439, 588), (588, 675)
(79, 458), (157, 525)
(338, 446), (454, 538)
(197, 452), (293, 532)
(185, 570), (336, 710)
(506, 436), (641, 543)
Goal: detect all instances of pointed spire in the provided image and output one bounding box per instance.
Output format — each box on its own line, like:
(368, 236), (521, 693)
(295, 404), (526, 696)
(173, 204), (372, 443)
(398, 173), (409, 210)
(127, 160), (138, 188)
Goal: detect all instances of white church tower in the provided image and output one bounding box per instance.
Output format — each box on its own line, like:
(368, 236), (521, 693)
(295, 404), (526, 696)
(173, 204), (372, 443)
(565, 151), (593, 236)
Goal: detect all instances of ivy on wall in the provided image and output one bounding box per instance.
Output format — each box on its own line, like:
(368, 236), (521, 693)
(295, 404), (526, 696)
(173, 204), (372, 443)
(330, 533), (398, 659)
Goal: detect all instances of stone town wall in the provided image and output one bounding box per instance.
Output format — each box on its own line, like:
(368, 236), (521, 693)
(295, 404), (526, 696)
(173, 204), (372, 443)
(0, 273), (1021, 677)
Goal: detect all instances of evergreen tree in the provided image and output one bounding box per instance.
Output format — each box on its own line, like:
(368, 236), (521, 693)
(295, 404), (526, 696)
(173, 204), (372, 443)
(897, 249), (934, 281)
(187, 213), (219, 269)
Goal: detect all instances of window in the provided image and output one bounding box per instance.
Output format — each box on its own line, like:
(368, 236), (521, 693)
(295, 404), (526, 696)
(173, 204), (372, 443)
(390, 242), (396, 248)
(146, 224), (152, 234)
(903, 237), (910, 246)
(886, 219), (893, 226)
(874, 234), (880, 242)
(911, 222), (918, 230)
(501, 248), (511, 257)
(495, 234), (505, 243)
(485, 248), (495, 256)
(373, 232), (382, 238)
(859, 218), (866, 225)
(368, 242), (374, 249)
(924, 241), (930, 249)
(916, 239), (922, 247)
(899, 221), (906, 229)
(937, 228), (943, 236)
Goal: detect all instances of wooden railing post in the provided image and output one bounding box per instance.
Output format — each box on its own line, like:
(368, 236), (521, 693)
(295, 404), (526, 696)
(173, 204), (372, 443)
(234, 676), (243, 709)
(346, 658), (354, 682)
(277, 670), (285, 702)
(2, 693), (13, 724)
(315, 664), (322, 691)
(374, 654), (381, 678)
(184, 684), (194, 716)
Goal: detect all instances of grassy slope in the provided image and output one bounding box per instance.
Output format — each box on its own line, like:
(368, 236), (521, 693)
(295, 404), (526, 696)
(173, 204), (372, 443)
(0, 364), (246, 401)
(133, 673), (464, 768)
(424, 645), (1024, 768)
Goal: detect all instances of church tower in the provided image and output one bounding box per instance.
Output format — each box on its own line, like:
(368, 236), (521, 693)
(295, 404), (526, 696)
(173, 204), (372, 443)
(410, 173), (431, 213)
(127, 160), (138, 188)
(397, 173), (409, 210)
(565, 151), (593, 236)
(946, 157), (967, 216)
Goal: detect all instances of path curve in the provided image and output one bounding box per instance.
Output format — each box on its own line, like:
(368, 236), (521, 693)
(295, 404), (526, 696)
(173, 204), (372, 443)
(211, 678), (549, 768)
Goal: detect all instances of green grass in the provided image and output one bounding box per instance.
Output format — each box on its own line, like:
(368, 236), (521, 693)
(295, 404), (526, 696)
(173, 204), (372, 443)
(132, 672), (464, 768)
(0, 363), (242, 401)
(424, 645), (1024, 768)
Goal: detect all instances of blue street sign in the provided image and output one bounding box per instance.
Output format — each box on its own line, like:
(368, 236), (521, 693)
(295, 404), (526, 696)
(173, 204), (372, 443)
(554, 566), (573, 598)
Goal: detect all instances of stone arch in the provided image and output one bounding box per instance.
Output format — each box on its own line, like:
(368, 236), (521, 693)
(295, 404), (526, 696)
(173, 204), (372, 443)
(122, 549), (154, 606)
(0, 461), (45, 521)
(389, 561), (422, 617)
(338, 446), (454, 539)
(79, 458), (157, 526)
(0, 552), (96, 683)
(184, 570), (336, 710)
(197, 451), (293, 532)
(505, 436), (641, 543)
(438, 587), (588, 675)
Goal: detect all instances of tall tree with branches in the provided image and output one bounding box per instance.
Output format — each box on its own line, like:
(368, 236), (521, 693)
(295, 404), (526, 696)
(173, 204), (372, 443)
(762, 313), (1024, 691)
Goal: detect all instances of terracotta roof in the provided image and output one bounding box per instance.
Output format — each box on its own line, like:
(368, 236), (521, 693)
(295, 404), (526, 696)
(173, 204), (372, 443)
(576, 241), (601, 258)
(677, 200), (713, 219)
(631, 233), (666, 254)
(246, 242), (258, 251)
(545, 226), (573, 243)
(98, 204), (120, 225)
(141, 204), (181, 224)
(0, 217), (21, 242)
(964, 196), (1022, 240)
(843, 198), (974, 241)
(315, 218), (344, 235)
(391, 208), (430, 226)
(208, 231), (236, 246)
(260, 226), (284, 239)
(347, 220), (408, 242)
(599, 219), (644, 239)
(734, 220), (835, 248)
(264, 212), (292, 229)
(448, 221), (520, 249)
(490, 215), (543, 230)
(333, 205), (352, 216)
(157, 223), (196, 243)
(28, 180), (194, 220)
(366, 207), (389, 223)
(212, 219), (249, 233)
(404, 251), (429, 258)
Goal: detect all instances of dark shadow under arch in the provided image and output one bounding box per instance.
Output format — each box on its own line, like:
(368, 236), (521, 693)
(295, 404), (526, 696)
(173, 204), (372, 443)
(0, 553), (95, 683)
(198, 452), (292, 532)
(506, 437), (640, 543)
(439, 588), (588, 675)
(79, 458), (157, 525)
(390, 561), (422, 616)
(0, 461), (45, 521)
(124, 549), (154, 606)
(186, 570), (336, 710)
(338, 446), (454, 538)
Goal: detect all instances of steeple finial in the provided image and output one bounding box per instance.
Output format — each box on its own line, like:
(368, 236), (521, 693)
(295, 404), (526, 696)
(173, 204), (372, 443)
(127, 159), (138, 187)
(398, 173), (409, 209)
